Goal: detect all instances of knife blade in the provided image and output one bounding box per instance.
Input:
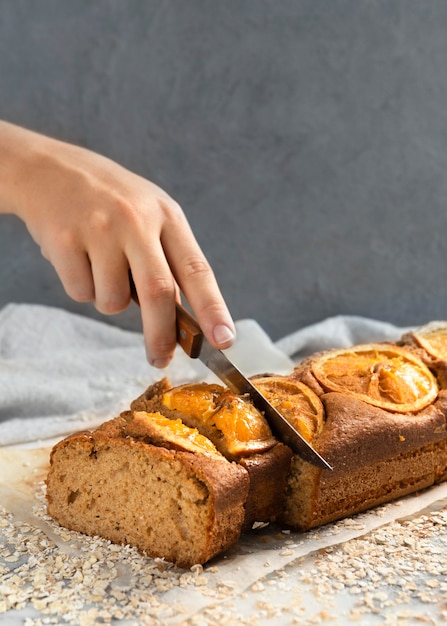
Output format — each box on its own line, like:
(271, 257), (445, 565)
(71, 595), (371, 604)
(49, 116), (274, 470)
(176, 303), (332, 470)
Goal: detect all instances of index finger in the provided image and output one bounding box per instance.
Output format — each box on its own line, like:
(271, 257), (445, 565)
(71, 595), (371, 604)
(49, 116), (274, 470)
(160, 213), (236, 350)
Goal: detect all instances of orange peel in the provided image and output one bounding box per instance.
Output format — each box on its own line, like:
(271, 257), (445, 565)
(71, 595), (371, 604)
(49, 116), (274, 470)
(311, 343), (438, 413)
(253, 376), (324, 442)
(412, 321), (447, 361)
(128, 411), (223, 458)
(162, 383), (224, 421)
(211, 394), (276, 456)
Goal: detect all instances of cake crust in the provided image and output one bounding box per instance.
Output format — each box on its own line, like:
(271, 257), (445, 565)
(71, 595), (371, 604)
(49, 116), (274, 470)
(283, 351), (447, 530)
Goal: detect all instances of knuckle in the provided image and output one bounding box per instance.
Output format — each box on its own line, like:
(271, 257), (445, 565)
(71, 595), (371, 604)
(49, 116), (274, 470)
(41, 229), (77, 260)
(145, 331), (177, 366)
(140, 276), (175, 303)
(69, 288), (94, 303)
(40, 232), (95, 303)
(181, 255), (213, 281)
(88, 208), (114, 235)
(70, 289), (93, 303)
(200, 301), (228, 318)
(159, 197), (184, 222)
(149, 337), (175, 357)
(61, 273), (94, 303)
(96, 294), (130, 315)
(87, 194), (137, 235)
(39, 243), (51, 262)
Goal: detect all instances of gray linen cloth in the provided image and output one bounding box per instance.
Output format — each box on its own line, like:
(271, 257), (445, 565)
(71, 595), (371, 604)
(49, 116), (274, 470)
(0, 303), (410, 446)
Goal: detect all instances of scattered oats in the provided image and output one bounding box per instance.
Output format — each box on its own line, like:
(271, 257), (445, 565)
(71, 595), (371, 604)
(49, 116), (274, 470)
(220, 580), (237, 590)
(2, 477), (447, 624)
(343, 521), (366, 531)
(4, 555), (20, 563)
(252, 521), (269, 530)
(403, 536), (416, 548)
(373, 591), (388, 602)
(349, 610), (364, 620)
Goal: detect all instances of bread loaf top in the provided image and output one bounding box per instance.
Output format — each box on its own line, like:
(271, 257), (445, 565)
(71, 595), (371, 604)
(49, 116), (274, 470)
(292, 339), (447, 474)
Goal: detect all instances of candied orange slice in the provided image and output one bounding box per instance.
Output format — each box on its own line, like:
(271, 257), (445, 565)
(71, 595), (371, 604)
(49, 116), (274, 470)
(128, 411), (222, 458)
(253, 376), (324, 442)
(412, 321), (447, 360)
(162, 383), (224, 420)
(311, 343), (438, 413)
(162, 382), (276, 457)
(211, 394), (276, 456)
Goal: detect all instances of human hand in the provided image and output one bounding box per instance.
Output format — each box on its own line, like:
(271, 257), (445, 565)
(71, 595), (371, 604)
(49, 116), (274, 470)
(0, 122), (235, 367)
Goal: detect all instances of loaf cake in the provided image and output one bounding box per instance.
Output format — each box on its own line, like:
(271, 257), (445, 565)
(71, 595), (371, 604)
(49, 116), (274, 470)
(286, 341), (447, 530)
(46, 380), (293, 567)
(46, 323), (447, 567)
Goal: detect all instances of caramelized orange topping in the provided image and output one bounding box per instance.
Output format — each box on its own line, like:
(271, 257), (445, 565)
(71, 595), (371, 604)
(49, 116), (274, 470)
(413, 321), (447, 360)
(162, 383), (224, 420)
(212, 394), (276, 456)
(311, 343), (438, 413)
(129, 411), (222, 457)
(253, 377), (324, 442)
(163, 382), (276, 456)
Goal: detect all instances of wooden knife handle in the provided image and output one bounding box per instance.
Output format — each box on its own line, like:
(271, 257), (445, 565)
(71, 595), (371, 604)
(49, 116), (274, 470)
(175, 303), (203, 358)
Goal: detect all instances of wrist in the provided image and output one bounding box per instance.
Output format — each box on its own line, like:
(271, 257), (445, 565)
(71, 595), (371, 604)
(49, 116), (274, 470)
(0, 121), (53, 218)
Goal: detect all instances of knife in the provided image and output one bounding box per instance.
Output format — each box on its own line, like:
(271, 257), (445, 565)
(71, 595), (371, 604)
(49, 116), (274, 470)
(176, 303), (332, 470)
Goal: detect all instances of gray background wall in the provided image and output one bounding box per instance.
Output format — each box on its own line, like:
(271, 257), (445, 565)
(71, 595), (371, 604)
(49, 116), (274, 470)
(1, 0), (447, 342)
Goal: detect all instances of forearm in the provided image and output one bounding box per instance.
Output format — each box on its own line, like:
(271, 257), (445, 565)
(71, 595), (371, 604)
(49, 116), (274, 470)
(0, 121), (48, 217)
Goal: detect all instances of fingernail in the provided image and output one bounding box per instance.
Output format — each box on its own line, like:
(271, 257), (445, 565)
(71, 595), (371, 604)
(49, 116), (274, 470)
(151, 357), (171, 369)
(213, 324), (235, 346)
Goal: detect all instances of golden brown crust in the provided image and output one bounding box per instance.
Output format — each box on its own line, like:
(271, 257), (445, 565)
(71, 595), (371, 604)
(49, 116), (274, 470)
(280, 390), (447, 530)
(130, 377), (173, 411)
(302, 446), (439, 529)
(282, 330), (447, 531)
(317, 391), (447, 470)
